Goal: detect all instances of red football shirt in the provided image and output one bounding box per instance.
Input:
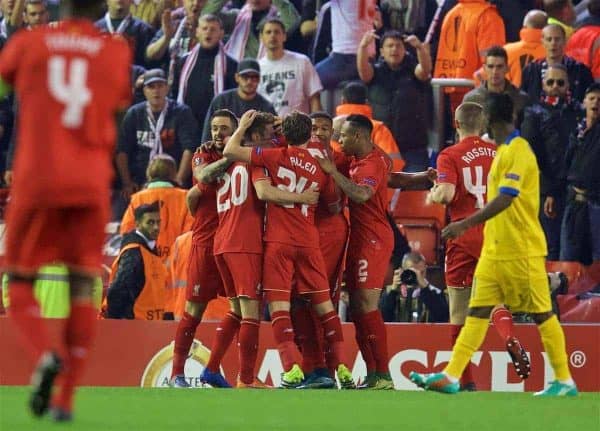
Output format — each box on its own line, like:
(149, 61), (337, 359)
(436, 136), (497, 256)
(213, 162), (268, 254)
(347, 146), (393, 248)
(306, 140), (347, 233)
(250, 145), (338, 248)
(0, 19), (131, 207)
(191, 149), (221, 246)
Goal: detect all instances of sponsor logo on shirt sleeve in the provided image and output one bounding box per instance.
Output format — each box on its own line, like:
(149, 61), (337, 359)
(505, 173), (520, 181)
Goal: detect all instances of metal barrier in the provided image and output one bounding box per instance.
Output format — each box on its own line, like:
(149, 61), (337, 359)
(429, 78), (475, 151)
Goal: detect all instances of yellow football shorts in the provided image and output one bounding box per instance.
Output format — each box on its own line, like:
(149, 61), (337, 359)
(470, 256), (552, 313)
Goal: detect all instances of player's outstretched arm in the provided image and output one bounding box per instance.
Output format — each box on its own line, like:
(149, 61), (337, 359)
(388, 168), (437, 189)
(442, 193), (514, 239)
(315, 156), (373, 204)
(223, 110), (256, 163)
(254, 179), (319, 206)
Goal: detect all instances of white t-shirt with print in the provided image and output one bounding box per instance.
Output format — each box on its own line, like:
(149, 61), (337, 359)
(259, 50), (323, 116)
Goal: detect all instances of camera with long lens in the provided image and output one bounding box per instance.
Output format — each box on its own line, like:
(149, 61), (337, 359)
(400, 269), (418, 287)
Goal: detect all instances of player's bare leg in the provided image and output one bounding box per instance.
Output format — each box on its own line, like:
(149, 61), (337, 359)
(48, 272), (97, 421)
(236, 297), (270, 388)
(170, 300), (207, 387)
(200, 299), (240, 388)
(350, 288), (392, 389)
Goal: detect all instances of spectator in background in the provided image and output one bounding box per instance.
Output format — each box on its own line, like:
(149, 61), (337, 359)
(0, 0), (14, 37)
(96, 0), (156, 67)
(7, 0), (49, 35)
(463, 46), (530, 124)
(203, 0), (300, 61)
(559, 83), (600, 264)
(145, 0), (207, 74)
(357, 29), (431, 172)
(131, 0), (171, 29)
(120, 154), (193, 262)
(521, 64), (579, 260)
(315, 0), (376, 90)
(105, 202), (168, 320)
(565, 0), (600, 79)
(331, 81), (403, 173)
(521, 23), (594, 102)
(172, 14), (237, 126)
(258, 18), (322, 115)
(116, 69), (199, 214)
(503, 9), (548, 88)
(544, 0), (576, 39)
(434, 0), (505, 113)
(202, 59), (275, 141)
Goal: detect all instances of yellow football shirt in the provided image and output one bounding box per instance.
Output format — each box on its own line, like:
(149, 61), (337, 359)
(481, 130), (547, 260)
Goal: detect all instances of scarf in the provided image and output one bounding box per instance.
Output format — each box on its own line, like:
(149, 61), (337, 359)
(105, 12), (132, 34)
(177, 43), (227, 103)
(167, 16), (195, 88)
(146, 100), (169, 160)
(540, 93), (572, 108)
(224, 3), (275, 61)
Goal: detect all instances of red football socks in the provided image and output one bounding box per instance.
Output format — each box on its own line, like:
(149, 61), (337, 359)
(353, 314), (376, 374)
(451, 324), (475, 386)
(360, 310), (389, 374)
(320, 310), (346, 367)
(271, 310), (302, 372)
(54, 301), (97, 412)
(491, 306), (514, 341)
(7, 279), (50, 361)
(238, 318), (260, 385)
(291, 303), (325, 372)
(172, 312), (201, 377)
(206, 311), (241, 372)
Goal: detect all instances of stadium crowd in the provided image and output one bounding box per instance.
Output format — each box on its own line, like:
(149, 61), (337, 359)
(0, 0), (599, 409)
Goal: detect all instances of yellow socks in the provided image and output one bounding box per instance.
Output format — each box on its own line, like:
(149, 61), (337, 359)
(444, 316), (489, 379)
(538, 315), (572, 381)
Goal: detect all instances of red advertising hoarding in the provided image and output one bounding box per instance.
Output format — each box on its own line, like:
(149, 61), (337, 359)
(0, 319), (598, 391)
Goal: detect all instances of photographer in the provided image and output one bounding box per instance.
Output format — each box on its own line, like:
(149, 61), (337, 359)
(379, 252), (449, 323)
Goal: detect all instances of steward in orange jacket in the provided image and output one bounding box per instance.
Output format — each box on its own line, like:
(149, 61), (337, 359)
(105, 202), (168, 320)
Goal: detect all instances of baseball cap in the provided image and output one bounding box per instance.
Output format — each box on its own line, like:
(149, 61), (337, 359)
(143, 69), (167, 86)
(585, 82), (600, 96)
(237, 59), (260, 76)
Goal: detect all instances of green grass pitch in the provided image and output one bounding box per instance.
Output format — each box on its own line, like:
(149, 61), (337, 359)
(1, 386), (598, 431)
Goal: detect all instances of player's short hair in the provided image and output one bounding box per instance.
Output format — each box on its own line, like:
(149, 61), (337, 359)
(146, 154), (177, 182)
(26, 0), (47, 7)
(485, 93), (514, 125)
(310, 111), (333, 124)
(266, 81), (284, 94)
(260, 17), (286, 33)
(198, 13), (223, 28)
(211, 109), (238, 129)
(543, 0), (570, 16)
(455, 102), (484, 134)
(134, 201), (160, 222)
(485, 46), (508, 63)
(282, 111), (312, 146)
(542, 23), (566, 39)
(381, 30), (404, 46)
(245, 111), (275, 140)
(345, 114), (373, 137)
(342, 81), (368, 104)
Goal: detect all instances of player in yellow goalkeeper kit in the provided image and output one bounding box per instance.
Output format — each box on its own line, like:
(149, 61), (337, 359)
(409, 93), (577, 396)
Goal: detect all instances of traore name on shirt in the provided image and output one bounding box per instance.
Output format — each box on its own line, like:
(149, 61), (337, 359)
(290, 156), (316, 175)
(45, 34), (104, 55)
(461, 147), (496, 164)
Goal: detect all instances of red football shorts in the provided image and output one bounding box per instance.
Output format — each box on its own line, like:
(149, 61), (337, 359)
(186, 243), (224, 303)
(345, 240), (393, 290)
(5, 203), (108, 275)
(214, 252), (262, 300)
(319, 227), (348, 304)
(262, 242), (329, 302)
(445, 241), (478, 288)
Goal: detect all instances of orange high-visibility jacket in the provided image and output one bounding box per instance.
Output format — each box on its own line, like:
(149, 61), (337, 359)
(504, 27), (546, 87)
